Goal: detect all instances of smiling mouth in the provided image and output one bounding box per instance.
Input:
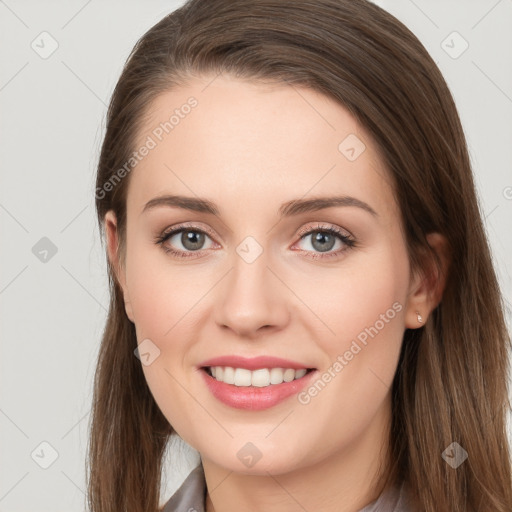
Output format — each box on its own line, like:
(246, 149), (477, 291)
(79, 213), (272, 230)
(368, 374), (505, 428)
(201, 366), (315, 387)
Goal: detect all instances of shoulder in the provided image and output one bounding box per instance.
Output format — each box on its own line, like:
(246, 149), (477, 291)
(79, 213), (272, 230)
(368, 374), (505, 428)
(161, 463), (207, 512)
(358, 479), (416, 512)
(160, 465), (416, 512)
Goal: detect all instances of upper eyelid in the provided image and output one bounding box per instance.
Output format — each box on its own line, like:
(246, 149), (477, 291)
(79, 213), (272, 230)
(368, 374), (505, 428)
(296, 222), (353, 239)
(161, 222), (218, 242)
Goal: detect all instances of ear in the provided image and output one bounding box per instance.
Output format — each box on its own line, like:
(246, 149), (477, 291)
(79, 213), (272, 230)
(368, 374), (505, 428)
(104, 210), (134, 323)
(404, 232), (450, 329)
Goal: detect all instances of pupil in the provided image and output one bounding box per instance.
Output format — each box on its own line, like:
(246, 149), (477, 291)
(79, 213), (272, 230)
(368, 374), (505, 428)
(182, 231), (204, 250)
(312, 231), (335, 252)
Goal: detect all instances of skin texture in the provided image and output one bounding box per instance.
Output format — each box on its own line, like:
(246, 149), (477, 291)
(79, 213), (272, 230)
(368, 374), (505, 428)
(105, 74), (448, 512)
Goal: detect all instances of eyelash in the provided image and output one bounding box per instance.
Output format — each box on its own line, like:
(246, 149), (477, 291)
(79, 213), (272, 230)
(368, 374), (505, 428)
(153, 222), (357, 260)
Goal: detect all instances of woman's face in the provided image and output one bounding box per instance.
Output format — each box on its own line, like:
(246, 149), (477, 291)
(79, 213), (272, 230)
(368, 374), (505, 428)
(106, 73), (425, 475)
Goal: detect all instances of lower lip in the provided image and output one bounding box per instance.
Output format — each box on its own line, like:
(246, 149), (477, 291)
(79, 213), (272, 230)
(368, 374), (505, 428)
(200, 368), (317, 410)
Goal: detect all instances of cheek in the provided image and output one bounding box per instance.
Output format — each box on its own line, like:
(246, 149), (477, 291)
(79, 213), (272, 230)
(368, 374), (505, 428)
(298, 242), (409, 397)
(125, 235), (198, 337)
(297, 241), (408, 338)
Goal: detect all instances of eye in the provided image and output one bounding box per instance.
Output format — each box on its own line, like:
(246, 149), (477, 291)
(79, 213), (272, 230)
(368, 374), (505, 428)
(292, 223), (356, 260)
(154, 224), (217, 259)
(154, 222), (356, 260)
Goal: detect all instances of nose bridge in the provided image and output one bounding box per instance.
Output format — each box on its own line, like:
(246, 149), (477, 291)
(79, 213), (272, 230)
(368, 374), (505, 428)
(214, 238), (288, 336)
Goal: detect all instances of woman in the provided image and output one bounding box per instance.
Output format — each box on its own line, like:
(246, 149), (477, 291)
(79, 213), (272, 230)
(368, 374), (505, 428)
(87, 1), (512, 511)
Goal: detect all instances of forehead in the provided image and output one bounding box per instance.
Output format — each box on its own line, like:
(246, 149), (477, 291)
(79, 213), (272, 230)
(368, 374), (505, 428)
(127, 74), (397, 221)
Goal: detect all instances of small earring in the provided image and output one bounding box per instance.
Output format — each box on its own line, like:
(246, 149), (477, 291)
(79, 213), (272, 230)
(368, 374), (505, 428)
(416, 311), (423, 324)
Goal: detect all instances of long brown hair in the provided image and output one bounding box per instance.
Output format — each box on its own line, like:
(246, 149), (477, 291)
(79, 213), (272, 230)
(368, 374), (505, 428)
(87, 1), (512, 510)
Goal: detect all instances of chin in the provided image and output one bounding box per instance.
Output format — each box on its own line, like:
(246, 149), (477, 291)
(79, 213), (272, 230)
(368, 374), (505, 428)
(203, 441), (308, 476)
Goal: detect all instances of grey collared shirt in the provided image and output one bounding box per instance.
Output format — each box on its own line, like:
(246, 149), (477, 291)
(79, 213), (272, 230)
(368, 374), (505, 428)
(162, 464), (413, 511)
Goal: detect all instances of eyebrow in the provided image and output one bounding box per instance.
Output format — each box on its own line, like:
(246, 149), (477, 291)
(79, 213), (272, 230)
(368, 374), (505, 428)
(141, 194), (378, 218)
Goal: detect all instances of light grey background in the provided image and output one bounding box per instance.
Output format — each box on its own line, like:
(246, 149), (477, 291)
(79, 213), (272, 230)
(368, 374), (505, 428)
(1, 1), (511, 510)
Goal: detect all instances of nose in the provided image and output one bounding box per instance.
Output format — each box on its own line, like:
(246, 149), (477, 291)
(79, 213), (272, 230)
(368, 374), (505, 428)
(214, 250), (290, 339)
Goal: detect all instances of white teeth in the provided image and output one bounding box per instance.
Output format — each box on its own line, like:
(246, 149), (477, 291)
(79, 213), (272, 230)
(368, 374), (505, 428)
(295, 368), (307, 379)
(251, 369), (270, 387)
(270, 367), (284, 384)
(223, 366), (235, 384)
(283, 368), (296, 382)
(208, 366), (310, 386)
(234, 368), (252, 386)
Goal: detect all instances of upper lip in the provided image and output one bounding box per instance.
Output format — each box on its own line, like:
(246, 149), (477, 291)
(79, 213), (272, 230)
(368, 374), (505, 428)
(199, 355), (315, 371)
